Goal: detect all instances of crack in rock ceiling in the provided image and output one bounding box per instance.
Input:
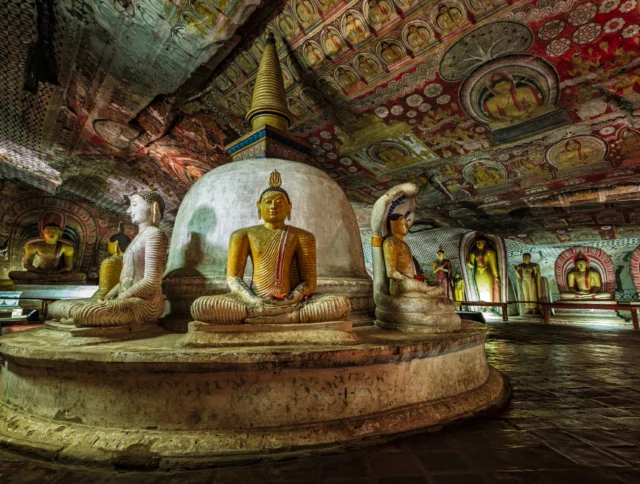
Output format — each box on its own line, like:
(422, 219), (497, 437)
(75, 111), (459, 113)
(3, 0), (640, 246)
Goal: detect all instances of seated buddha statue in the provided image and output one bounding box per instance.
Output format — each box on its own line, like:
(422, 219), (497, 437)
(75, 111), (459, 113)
(95, 222), (131, 299)
(9, 211), (86, 283)
(190, 170), (351, 327)
(559, 252), (611, 300)
(372, 183), (460, 332)
(46, 191), (168, 328)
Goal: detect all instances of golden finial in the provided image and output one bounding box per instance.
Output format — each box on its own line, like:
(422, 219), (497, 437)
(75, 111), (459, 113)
(269, 170), (282, 188)
(246, 31), (292, 132)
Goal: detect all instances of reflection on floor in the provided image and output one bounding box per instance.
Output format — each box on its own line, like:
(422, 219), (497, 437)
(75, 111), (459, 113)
(2, 322), (640, 483)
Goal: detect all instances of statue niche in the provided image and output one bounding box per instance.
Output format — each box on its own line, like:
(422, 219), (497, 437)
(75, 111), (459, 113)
(184, 170), (358, 346)
(371, 183), (461, 333)
(459, 232), (508, 310)
(9, 211), (86, 284)
(46, 191), (168, 329)
(558, 250), (612, 300)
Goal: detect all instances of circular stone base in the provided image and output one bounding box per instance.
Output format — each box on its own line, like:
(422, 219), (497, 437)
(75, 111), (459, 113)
(0, 322), (509, 470)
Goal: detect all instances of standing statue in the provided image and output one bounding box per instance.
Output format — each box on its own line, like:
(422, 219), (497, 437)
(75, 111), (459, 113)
(9, 211), (86, 283)
(432, 246), (452, 299)
(371, 183), (460, 332)
(453, 272), (465, 302)
(95, 222), (132, 299)
(467, 236), (500, 302)
(190, 170), (351, 326)
(514, 253), (541, 314)
(559, 252), (611, 300)
(46, 191), (167, 327)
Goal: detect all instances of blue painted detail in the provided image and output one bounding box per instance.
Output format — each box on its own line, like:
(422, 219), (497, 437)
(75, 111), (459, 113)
(226, 128), (312, 156)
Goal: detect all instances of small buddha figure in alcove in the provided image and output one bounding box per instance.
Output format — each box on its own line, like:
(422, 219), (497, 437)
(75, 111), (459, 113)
(9, 211), (86, 283)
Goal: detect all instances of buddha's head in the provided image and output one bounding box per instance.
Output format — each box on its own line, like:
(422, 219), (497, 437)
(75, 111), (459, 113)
(475, 237), (487, 250)
(438, 5), (448, 14)
(436, 247), (445, 261)
(389, 214), (409, 237)
(575, 253), (589, 272)
(258, 170), (292, 224)
(126, 191), (165, 226)
(107, 223), (132, 257)
(42, 224), (62, 245)
(565, 139), (581, 152)
(488, 72), (514, 95)
(523, 253), (531, 264)
(347, 14), (354, 21)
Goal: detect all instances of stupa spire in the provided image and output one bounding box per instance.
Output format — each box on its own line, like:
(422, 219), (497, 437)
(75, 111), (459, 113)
(246, 32), (292, 132)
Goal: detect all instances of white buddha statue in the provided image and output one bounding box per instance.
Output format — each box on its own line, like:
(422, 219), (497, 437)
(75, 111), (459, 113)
(47, 191), (168, 327)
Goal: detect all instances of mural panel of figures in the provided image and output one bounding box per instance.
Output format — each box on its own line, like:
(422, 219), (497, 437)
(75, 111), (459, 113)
(403, 22), (433, 52)
(354, 54), (384, 80)
(294, 0), (321, 28)
(364, 0), (396, 27)
(342, 10), (370, 44)
(352, 134), (438, 175)
(460, 54), (569, 143)
(462, 160), (507, 188)
(545, 136), (608, 173)
(432, 3), (466, 35)
(277, 10), (301, 41)
(303, 41), (325, 67)
(321, 27), (347, 57)
(377, 39), (406, 65)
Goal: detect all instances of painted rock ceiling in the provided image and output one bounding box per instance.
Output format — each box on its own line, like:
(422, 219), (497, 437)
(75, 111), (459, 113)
(3, 0), (640, 244)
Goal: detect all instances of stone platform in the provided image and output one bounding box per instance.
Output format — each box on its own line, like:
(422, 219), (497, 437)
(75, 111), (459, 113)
(0, 321), (509, 470)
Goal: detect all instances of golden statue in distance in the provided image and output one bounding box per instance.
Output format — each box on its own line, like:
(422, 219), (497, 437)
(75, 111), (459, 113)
(514, 253), (541, 313)
(96, 222), (131, 299)
(467, 236), (500, 302)
(559, 252), (611, 300)
(9, 211), (86, 283)
(190, 170), (351, 326)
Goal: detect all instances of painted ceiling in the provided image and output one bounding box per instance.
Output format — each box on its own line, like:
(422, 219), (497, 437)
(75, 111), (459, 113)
(3, 0), (640, 243)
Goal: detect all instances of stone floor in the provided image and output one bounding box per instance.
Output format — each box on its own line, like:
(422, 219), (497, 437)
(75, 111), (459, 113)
(2, 321), (640, 483)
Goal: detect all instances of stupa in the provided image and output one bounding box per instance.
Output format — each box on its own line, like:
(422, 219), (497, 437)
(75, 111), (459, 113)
(0, 34), (510, 469)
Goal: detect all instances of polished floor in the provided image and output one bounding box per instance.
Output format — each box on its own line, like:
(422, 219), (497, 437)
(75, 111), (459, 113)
(2, 321), (640, 483)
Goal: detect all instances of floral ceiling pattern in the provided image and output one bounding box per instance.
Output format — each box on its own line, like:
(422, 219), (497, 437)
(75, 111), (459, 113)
(3, 0), (640, 244)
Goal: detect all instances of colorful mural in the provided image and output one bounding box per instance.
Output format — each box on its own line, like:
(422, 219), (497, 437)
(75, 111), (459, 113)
(4, 0), (640, 242)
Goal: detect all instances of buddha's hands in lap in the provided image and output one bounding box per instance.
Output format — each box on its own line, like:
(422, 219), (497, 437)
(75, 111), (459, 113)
(245, 297), (303, 324)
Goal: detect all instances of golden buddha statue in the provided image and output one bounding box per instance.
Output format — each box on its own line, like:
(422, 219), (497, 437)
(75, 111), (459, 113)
(372, 183), (460, 333)
(467, 236), (500, 302)
(95, 222), (131, 299)
(46, 191), (168, 328)
(514, 253), (541, 313)
(559, 252), (611, 300)
(190, 170), (351, 326)
(384, 215), (444, 298)
(453, 272), (465, 302)
(9, 211), (86, 283)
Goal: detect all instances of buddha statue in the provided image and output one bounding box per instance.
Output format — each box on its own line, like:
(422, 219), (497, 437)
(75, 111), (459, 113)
(514, 253), (541, 314)
(467, 236), (500, 302)
(9, 211), (86, 283)
(453, 272), (465, 302)
(559, 252), (611, 300)
(371, 183), (460, 332)
(95, 222), (131, 299)
(46, 191), (168, 328)
(189, 170), (351, 329)
(432, 246), (452, 299)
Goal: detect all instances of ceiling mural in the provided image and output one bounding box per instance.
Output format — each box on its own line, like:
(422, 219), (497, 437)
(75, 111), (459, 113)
(3, 0), (640, 242)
